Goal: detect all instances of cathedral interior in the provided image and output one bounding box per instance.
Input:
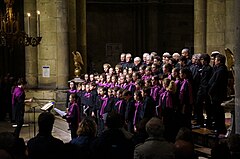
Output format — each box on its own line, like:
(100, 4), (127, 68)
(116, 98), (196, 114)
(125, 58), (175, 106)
(0, 1), (240, 158)
(0, 0), (240, 133)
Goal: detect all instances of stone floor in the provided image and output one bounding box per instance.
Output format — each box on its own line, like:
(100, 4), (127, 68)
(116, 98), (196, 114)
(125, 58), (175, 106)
(0, 113), (71, 144)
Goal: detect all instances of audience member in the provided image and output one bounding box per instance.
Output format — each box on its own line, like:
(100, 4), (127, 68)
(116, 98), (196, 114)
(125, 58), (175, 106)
(27, 112), (65, 159)
(91, 111), (134, 159)
(174, 127), (196, 159)
(68, 116), (97, 159)
(0, 131), (27, 159)
(134, 117), (175, 159)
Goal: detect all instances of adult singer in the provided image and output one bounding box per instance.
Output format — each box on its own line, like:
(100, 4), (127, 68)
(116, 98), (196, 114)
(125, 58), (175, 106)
(12, 78), (33, 138)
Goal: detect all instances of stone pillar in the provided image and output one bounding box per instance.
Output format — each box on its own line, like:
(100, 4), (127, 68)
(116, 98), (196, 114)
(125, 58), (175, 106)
(76, 0), (87, 74)
(68, 0), (77, 78)
(225, 0), (234, 50)
(206, 0), (225, 54)
(37, 0), (69, 89)
(194, 0), (206, 53)
(234, 0), (240, 134)
(24, 0), (38, 88)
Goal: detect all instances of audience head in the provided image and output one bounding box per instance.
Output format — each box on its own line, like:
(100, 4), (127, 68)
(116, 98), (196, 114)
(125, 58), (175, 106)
(175, 127), (193, 143)
(77, 117), (97, 138)
(38, 112), (55, 135)
(0, 149), (12, 159)
(145, 117), (165, 138)
(106, 111), (124, 129)
(0, 132), (26, 159)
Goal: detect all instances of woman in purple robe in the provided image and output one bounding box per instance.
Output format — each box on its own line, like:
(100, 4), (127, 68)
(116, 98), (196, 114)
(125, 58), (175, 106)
(12, 78), (33, 137)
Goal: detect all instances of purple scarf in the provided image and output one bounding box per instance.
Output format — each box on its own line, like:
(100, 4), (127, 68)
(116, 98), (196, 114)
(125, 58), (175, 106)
(133, 101), (142, 125)
(84, 92), (91, 98)
(100, 96), (108, 116)
(115, 100), (123, 113)
(161, 90), (173, 108)
(69, 89), (77, 93)
(179, 79), (193, 105)
(151, 85), (160, 101)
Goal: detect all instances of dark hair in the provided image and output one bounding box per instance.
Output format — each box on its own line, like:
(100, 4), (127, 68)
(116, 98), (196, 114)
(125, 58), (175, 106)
(180, 68), (192, 80)
(38, 112), (55, 134)
(17, 78), (27, 85)
(152, 75), (159, 81)
(70, 93), (77, 102)
(142, 86), (151, 96)
(216, 54), (226, 64)
(134, 90), (143, 101)
(123, 90), (132, 97)
(90, 81), (97, 87)
(153, 55), (161, 61)
(163, 63), (172, 72)
(176, 127), (193, 143)
(179, 56), (188, 64)
(106, 111), (124, 128)
(200, 53), (211, 64)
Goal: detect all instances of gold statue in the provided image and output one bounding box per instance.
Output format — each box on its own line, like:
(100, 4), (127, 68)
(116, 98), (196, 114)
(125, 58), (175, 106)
(72, 51), (84, 77)
(225, 48), (234, 73)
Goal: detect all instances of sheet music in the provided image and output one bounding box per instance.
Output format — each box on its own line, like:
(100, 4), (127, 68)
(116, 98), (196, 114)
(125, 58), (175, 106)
(40, 102), (54, 111)
(54, 108), (67, 117)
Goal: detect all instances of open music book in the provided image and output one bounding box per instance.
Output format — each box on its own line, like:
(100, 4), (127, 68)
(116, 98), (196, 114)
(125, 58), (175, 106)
(40, 102), (54, 111)
(54, 107), (67, 117)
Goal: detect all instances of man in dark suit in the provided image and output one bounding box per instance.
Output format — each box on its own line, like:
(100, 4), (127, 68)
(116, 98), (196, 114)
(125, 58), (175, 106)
(208, 54), (228, 135)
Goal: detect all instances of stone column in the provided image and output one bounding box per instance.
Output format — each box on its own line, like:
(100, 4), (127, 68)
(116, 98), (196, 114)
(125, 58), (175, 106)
(225, 0), (234, 50)
(76, 0), (87, 74)
(24, 0), (38, 88)
(37, 0), (69, 89)
(234, 0), (240, 134)
(68, 0), (77, 78)
(194, 0), (206, 53)
(206, 0), (225, 54)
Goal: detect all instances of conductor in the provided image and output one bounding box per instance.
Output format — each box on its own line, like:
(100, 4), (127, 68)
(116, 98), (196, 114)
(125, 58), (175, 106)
(12, 78), (33, 138)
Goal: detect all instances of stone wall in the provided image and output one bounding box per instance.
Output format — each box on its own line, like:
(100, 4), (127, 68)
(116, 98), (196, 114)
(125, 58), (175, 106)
(26, 89), (67, 111)
(86, 1), (194, 73)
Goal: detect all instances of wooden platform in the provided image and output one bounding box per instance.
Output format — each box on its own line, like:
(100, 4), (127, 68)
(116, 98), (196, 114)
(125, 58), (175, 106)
(194, 144), (211, 159)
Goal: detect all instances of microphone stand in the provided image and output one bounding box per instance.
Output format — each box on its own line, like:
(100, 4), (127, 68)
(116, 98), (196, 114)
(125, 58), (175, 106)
(31, 97), (43, 137)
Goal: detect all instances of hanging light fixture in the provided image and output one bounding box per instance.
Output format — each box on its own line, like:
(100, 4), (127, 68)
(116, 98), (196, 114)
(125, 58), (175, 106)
(0, 0), (42, 47)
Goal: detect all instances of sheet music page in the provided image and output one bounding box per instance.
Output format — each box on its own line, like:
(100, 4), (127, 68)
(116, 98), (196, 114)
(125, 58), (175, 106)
(54, 108), (67, 117)
(40, 102), (54, 111)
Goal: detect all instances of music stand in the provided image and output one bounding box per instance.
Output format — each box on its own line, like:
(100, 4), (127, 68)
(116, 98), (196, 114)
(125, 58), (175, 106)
(31, 98), (55, 136)
(30, 105), (38, 136)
